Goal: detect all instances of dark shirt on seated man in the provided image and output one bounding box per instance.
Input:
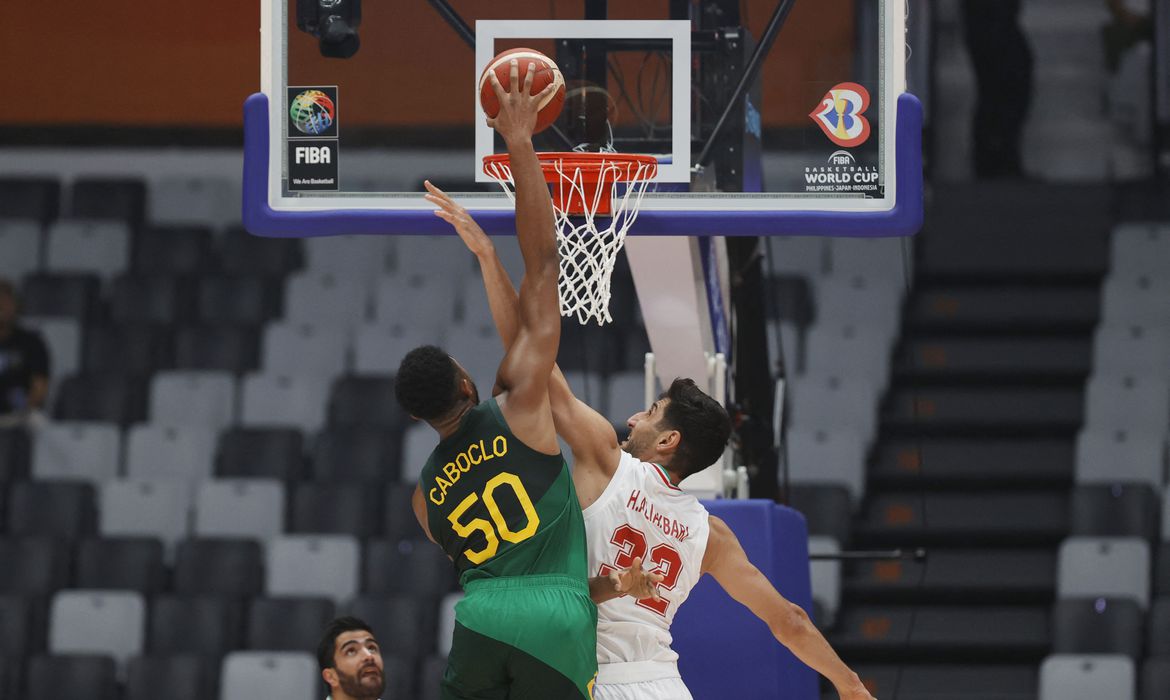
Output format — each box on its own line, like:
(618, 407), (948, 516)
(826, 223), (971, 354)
(0, 279), (50, 427)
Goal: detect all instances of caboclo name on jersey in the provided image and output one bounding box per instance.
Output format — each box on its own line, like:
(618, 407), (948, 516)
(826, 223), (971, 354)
(429, 435), (509, 505)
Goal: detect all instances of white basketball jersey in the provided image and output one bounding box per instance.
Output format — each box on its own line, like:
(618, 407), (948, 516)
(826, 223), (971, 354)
(583, 451), (711, 671)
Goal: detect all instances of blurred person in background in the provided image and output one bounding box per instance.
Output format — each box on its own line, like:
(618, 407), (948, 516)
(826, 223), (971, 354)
(961, 0), (1033, 178)
(319, 616), (385, 700)
(0, 279), (49, 428)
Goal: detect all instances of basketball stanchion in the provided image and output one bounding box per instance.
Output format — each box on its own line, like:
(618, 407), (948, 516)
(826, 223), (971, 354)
(483, 152), (658, 325)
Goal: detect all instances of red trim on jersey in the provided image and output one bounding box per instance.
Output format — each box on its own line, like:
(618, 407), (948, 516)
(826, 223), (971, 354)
(651, 463), (682, 491)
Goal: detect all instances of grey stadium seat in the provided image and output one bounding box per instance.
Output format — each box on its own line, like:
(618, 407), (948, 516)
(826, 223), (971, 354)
(0, 219), (41, 282)
(346, 595), (436, 663)
(75, 537), (166, 594)
(1052, 598), (1144, 659)
(304, 235), (390, 282)
(0, 537), (71, 594)
(375, 274), (460, 332)
(194, 479), (285, 540)
(1039, 654), (1135, 700)
(265, 534), (361, 605)
(174, 538), (264, 597)
(283, 271), (368, 331)
(788, 373), (880, 447)
(67, 178), (146, 230)
(1092, 323), (1170, 378)
(22, 316), (81, 383)
(1142, 657), (1170, 700)
(291, 482), (382, 537)
(784, 427), (868, 503)
(217, 228), (304, 277)
(240, 373), (330, 433)
(1074, 427), (1165, 491)
(32, 422), (120, 484)
(196, 276), (281, 326)
(216, 427), (304, 481)
(48, 590), (146, 669)
(1057, 537), (1151, 609)
(45, 220), (130, 278)
(21, 273), (101, 320)
(1110, 222), (1170, 275)
(219, 651), (318, 700)
(53, 373), (148, 425)
(1100, 273), (1170, 325)
(261, 321), (350, 378)
(132, 224), (215, 274)
(175, 325), (262, 373)
(763, 235), (827, 280)
(149, 175), (235, 227)
(0, 177), (59, 225)
(25, 654), (118, 700)
(803, 322), (895, 394)
(1083, 374), (1170, 436)
(126, 654), (220, 700)
(364, 539), (456, 599)
(126, 423), (217, 483)
(7, 482), (97, 540)
(353, 323), (445, 374)
(312, 426), (400, 482)
(246, 597), (335, 651)
(1069, 484), (1159, 540)
(150, 370), (237, 430)
(828, 236), (910, 280)
(147, 595), (243, 655)
(1148, 597), (1170, 656)
(327, 376), (409, 430)
(100, 479), (192, 552)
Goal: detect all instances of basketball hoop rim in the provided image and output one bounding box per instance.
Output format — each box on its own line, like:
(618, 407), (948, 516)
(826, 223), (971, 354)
(482, 152), (659, 184)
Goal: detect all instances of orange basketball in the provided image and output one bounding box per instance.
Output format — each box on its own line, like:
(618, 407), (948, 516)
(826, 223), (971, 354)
(478, 48), (566, 134)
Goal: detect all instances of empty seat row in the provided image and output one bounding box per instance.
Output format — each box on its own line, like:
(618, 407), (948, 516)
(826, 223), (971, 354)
(3, 590), (442, 668)
(0, 535), (452, 600)
(2, 479), (428, 543)
(1039, 653), (1170, 700)
(3, 649), (445, 700)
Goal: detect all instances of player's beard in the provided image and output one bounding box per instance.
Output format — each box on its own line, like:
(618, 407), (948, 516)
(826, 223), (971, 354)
(337, 663), (384, 699)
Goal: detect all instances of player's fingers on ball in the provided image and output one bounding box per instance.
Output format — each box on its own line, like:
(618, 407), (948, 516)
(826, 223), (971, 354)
(523, 62), (537, 94)
(488, 71), (507, 102)
(536, 80), (559, 100)
(630, 556), (643, 568)
(508, 59), (520, 94)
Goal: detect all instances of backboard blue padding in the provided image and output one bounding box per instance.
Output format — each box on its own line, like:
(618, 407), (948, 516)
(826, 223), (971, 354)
(672, 500), (817, 699)
(243, 92), (922, 238)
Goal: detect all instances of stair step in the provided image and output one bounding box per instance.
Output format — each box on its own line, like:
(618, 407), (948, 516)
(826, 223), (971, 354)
(831, 605), (1051, 662)
(872, 438), (1073, 488)
(894, 337), (1091, 381)
(882, 386), (1083, 435)
(908, 287), (1099, 332)
(857, 492), (1068, 546)
(844, 549), (1056, 605)
(842, 664), (1038, 700)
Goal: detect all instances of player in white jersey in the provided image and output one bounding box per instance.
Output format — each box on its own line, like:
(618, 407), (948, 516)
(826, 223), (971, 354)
(426, 184), (878, 700)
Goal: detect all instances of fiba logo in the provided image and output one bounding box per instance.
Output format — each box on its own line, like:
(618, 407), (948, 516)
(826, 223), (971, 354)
(809, 82), (871, 148)
(289, 89), (336, 136)
(828, 150), (856, 166)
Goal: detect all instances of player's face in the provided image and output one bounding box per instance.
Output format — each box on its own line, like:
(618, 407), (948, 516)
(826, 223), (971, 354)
(622, 398), (669, 459)
(331, 631), (385, 698)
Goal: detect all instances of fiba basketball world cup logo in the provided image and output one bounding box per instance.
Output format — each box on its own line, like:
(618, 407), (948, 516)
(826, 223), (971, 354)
(809, 82), (871, 148)
(289, 89), (336, 136)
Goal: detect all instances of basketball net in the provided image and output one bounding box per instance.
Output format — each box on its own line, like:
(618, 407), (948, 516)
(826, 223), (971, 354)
(484, 152), (658, 325)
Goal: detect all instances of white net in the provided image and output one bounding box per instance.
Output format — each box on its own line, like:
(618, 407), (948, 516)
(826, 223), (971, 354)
(484, 154), (656, 325)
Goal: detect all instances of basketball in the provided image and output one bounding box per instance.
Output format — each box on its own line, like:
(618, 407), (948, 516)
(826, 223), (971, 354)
(478, 48), (565, 134)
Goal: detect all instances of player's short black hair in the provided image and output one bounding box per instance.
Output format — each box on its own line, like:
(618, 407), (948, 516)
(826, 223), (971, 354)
(317, 616), (375, 671)
(395, 345), (461, 420)
(659, 378), (733, 479)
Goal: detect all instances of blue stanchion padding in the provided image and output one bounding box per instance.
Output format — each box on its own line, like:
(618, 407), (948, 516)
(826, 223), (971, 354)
(673, 500), (816, 699)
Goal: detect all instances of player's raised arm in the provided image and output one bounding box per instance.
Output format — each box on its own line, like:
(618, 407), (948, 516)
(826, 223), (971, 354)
(481, 60), (563, 454)
(702, 516), (878, 700)
(424, 180), (622, 475)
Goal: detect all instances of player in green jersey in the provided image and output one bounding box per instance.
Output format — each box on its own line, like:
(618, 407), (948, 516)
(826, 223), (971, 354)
(395, 60), (654, 700)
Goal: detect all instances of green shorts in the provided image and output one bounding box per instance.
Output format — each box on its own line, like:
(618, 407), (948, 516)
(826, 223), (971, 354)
(442, 574), (598, 700)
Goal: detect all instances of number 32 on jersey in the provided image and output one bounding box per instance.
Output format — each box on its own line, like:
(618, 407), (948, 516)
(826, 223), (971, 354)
(598, 524), (683, 616)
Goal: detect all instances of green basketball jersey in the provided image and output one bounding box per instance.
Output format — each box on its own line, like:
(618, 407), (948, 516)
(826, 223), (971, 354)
(420, 398), (589, 586)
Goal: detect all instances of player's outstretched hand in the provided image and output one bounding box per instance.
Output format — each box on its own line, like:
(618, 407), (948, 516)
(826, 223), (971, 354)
(486, 59), (560, 144)
(424, 180), (494, 259)
(607, 557), (665, 601)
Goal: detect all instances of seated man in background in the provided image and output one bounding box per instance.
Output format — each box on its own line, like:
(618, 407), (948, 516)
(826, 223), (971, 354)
(0, 279), (49, 428)
(318, 616), (385, 700)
